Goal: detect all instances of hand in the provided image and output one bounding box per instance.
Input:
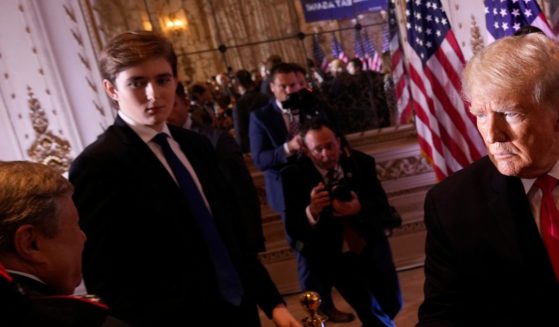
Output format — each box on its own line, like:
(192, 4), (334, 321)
(332, 191), (361, 217)
(309, 182), (330, 218)
(271, 304), (303, 327)
(287, 134), (302, 154)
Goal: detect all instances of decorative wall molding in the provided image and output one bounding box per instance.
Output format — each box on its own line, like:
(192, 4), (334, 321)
(470, 15), (484, 56)
(26, 86), (72, 173)
(63, 0), (106, 118)
(376, 155), (432, 181)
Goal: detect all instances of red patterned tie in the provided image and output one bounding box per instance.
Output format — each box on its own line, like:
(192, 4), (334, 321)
(535, 174), (559, 281)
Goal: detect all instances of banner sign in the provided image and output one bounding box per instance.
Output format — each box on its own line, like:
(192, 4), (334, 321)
(301, 0), (386, 22)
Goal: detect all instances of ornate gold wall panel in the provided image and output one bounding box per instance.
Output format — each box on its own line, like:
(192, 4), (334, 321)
(82, 0), (388, 83)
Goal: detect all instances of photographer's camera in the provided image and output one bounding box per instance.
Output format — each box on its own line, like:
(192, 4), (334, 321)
(326, 179), (353, 202)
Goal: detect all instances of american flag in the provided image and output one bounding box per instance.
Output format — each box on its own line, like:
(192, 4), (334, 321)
(382, 22), (390, 53)
(485, 0), (555, 43)
(354, 29), (366, 60)
(363, 29), (383, 72)
(331, 32), (348, 63)
(311, 34), (328, 72)
(388, 0), (413, 124)
(404, 0), (486, 180)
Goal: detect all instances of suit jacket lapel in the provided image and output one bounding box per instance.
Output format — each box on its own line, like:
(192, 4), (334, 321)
(489, 164), (555, 277)
(112, 116), (182, 194)
(270, 101), (289, 143)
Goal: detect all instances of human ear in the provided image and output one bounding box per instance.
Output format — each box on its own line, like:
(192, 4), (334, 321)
(103, 79), (119, 101)
(13, 225), (47, 264)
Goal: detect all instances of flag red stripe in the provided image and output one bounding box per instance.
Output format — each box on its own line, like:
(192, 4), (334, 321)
(416, 129), (447, 180)
(432, 48), (483, 161)
(408, 64), (449, 174)
(423, 63), (475, 166)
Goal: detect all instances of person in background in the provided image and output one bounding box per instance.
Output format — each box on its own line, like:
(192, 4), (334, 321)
(260, 54), (283, 97)
(234, 69), (269, 153)
(345, 58), (390, 128)
(69, 31), (301, 326)
(281, 119), (402, 326)
(0, 161), (126, 326)
(188, 82), (216, 127)
(292, 63), (310, 89)
(249, 62), (304, 215)
(250, 62), (351, 322)
(417, 32), (559, 326)
(169, 81), (266, 254)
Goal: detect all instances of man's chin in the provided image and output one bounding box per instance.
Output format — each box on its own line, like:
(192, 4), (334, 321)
(491, 157), (521, 177)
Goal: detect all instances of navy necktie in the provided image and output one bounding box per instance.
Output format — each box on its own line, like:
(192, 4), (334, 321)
(152, 133), (243, 306)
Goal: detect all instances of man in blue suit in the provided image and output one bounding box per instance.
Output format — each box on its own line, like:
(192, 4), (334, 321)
(249, 63), (304, 213)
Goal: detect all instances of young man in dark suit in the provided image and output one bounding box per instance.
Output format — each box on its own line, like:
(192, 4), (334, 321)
(69, 31), (300, 326)
(418, 33), (559, 326)
(281, 118), (402, 326)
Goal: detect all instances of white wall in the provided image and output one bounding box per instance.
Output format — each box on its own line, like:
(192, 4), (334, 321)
(0, 0), (112, 168)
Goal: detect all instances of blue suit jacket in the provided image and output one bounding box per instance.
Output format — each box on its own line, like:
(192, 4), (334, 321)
(249, 100), (292, 212)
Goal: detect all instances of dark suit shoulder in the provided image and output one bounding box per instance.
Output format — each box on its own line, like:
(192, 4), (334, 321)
(169, 124), (213, 149)
(251, 100), (275, 119)
(236, 91), (269, 110)
(347, 149), (375, 165)
(428, 156), (495, 200)
(71, 126), (132, 173)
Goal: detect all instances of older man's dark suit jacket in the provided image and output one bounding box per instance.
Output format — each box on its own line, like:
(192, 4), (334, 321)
(418, 156), (559, 327)
(69, 116), (282, 326)
(281, 150), (401, 319)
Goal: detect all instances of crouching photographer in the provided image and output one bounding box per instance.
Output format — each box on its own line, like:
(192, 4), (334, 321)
(281, 118), (402, 326)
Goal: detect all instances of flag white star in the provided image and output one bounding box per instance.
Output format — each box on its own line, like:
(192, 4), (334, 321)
(524, 9), (532, 17)
(512, 9), (520, 17)
(502, 22), (509, 30)
(500, 9), (508, 17)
